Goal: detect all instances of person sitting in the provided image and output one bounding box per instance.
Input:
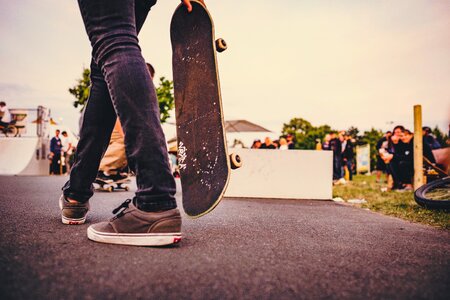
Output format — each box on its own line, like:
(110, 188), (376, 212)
(0, 101), (12, 130)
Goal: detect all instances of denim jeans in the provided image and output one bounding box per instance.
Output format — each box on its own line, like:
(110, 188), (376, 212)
(63, 0), (176, 211)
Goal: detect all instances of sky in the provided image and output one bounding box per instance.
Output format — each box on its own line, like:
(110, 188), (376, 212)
(0, 0), (449, 139)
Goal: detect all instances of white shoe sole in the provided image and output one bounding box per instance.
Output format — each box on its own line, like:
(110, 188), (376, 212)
(87, 226), (182, 246)
(61, 215), (86, 225)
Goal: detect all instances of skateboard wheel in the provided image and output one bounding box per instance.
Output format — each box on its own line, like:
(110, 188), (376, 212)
(215, 38), (227, 52)
(230, 153), (242, 170)
(107, 186), (114, 192)
(124, 186), (129, 191)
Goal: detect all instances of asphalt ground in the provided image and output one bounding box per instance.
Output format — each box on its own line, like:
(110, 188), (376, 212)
(0, 176), (448, 300)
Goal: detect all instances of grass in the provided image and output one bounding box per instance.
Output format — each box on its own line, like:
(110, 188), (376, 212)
(333, 174), (450, 229)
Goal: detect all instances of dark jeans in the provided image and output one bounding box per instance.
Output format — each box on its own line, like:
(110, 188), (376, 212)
(63, 0), (176, 211)
(333, 156), (342, 180)
(51, 153), (62, 175)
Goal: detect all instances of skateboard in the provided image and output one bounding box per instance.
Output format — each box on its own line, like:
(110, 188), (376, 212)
(170, 1), (241, 218)
(94, 177), (131, 192)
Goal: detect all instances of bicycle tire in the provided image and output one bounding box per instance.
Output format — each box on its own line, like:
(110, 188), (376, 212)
(414, 177), (450, 209)
(8, 125), (19, 137)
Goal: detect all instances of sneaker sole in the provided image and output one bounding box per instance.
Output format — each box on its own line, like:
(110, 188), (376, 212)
(61, 215), (86, 225)
(87, 226), (182, 246)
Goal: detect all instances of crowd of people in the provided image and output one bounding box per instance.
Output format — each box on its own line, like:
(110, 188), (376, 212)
(321, 132), (355, 183)
(375, 125), (441, 191)
(249, 125), (446, 190)
(250, 135), (295, 150)
(250, 132), (355, 183)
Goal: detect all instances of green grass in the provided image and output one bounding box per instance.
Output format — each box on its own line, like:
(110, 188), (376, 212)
(333, 175), (450, 229)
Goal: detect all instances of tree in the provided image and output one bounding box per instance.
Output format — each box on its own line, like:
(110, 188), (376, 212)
(69, 68), (91, 111)
(346, 126), (359, 139)
(68, 68), (175, 124)
(281, 117), (332, 149)
(155, 77), (175, 124)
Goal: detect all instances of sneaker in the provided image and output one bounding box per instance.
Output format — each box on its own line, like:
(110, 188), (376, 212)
(110, 172), (129, 182)
(87, 199), (182, 246)
(96, 172), (114, 183)
(59, 194), (90, 225)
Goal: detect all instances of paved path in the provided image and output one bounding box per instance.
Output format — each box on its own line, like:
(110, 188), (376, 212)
(0, 176), (448, 300)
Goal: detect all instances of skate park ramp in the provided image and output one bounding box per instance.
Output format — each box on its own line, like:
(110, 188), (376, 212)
(0, 137), (48, 175)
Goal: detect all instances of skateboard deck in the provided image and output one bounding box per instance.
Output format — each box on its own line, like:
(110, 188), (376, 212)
(170, 1), (235, 218)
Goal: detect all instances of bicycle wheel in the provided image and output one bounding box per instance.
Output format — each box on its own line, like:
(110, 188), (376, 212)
(414, 177), (450, 209)
(6, 125), (19, 137)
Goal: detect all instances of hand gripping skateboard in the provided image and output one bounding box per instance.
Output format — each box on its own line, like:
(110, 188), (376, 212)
(170, 1), (241, 218)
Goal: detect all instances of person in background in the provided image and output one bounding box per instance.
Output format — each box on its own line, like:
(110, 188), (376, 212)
(260, 137), (276, 149)
(396, 130), (415, 190)
(341, 133), (354, 181)
(286, 134), (295, 149)
(422, 126), (441, 150)
(322, 134), (331, 150)
(0, 101), (12, 130)
(60, 131), (74, 175)
(279, 137), (288, 150)
(395, 129), (436, 190)
(315, 139), (322, 150)
(376, 131), (392, 183)
(329, 132), (342, 181)
(272, 140), (280, 149)
(388, 125), (406, 190)
(50, 130), (63, 175)
(251, 139), (261, 149)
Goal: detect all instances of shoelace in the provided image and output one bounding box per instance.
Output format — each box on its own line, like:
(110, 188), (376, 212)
(111, 198), (132, 219)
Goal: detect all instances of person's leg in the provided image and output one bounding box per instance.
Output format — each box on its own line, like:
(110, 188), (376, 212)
(347, 160), (353, 181)
(389, 159), (403, 189)
(77, 0), (176, 211)
(62, 60), (117, 202)
(74, 0), (180, 245)
(98, 127), (127, 175)
(63, 0), (155, 201)
(96, 0), (154, 178)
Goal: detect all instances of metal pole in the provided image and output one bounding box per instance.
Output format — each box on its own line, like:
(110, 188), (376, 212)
(413, 105), (423, 190)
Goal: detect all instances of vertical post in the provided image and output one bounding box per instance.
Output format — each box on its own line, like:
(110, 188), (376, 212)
(413, 105), (423, 190)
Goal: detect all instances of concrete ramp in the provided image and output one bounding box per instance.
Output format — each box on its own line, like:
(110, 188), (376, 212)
(0, 138), (48, 175)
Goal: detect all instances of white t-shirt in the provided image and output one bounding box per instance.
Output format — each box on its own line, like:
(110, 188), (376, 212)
(61, 136), (73, 153)
(0, 105), (11, 123)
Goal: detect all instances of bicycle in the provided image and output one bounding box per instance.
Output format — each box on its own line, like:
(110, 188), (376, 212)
(0, 120), (19, 137)
(414, 157), (449, 209)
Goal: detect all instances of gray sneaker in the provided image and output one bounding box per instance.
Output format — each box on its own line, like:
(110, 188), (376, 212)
(59, 194), (90, 225)
(87, 199), (182, 246)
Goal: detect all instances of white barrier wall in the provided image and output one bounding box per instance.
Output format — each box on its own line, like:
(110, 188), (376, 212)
(225, 149), (332, 200)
